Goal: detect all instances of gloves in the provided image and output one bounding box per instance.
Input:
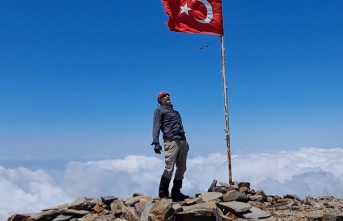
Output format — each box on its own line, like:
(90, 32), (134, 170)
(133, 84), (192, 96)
(154, 144), (162, 154)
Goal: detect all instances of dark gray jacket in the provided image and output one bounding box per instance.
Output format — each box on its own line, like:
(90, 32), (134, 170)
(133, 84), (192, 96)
(151, 105), (186, 145)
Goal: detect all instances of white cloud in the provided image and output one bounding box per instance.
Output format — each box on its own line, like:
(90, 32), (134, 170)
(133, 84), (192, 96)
(0, 166), (73, 221)
(61, 155), (163, 198)
(1, 147), (343, 220)
(232, 147), (343, 197)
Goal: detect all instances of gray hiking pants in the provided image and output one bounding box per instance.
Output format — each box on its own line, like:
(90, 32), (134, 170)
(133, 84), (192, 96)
(162, 139), (189, 180)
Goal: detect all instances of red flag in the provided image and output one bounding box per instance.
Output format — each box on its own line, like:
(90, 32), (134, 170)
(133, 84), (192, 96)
(162, 0), (224, 35)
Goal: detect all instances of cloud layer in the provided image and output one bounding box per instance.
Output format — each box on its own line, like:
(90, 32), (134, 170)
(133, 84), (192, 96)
(1, 147), (343, 220)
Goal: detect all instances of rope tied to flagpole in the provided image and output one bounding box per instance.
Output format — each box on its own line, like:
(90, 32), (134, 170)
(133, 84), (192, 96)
(197, 37), (220, 50)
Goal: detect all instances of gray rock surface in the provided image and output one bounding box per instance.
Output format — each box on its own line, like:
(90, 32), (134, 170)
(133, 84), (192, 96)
(218, 201), (252, 213)
(6, 179), (343, 221)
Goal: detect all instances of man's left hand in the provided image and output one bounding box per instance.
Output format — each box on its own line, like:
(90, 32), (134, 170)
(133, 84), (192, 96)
(154, 144), (162, 154)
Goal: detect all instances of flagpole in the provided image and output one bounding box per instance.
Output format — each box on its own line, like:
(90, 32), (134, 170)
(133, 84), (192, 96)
(220, 35), (233, 185)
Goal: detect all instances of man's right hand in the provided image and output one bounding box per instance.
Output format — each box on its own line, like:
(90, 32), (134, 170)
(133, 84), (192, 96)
(154, 144), (162, 154)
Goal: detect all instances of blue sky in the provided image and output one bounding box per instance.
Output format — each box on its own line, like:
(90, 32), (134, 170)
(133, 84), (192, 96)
(2, 0), (342, 161)
(1, 0), (343, 218)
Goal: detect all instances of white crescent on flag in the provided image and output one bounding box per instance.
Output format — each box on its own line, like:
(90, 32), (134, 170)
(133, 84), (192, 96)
(194, 0), (213, 24)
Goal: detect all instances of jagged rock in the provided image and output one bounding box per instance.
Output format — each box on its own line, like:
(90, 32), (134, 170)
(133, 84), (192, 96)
(218, 182), (231, 187)
(266, 196), (274, 203)
(78, 213), (100, 221)
(200, 192), (223, 202)
(222, 190), (247, 202)
(304, 195), (327, 209)
(140, 203), (153, 221)
(94, 203), (105, 213)
(323, 213), (343, 221)
(127, 206), (140, 220)
(7, 180), (343, 221)
(68, 197), (93, 210)
(93, 214), (116, 221)
(218, 201), (251, 213)
(135, 195), (154, 204)
(307, 214), (324, 220)
(210, 182), (235, 194)
(52, 214), (74, 221)
(134, 201), (147, 216)
(255, 189), (267, 197)
(148, 198), (175, 221)
(184, 195), (203, 205)
(239, 186), (249, 193)
(213, 205), (238, 221)
(284, 194), (296, 199)
(91, 197), (104, 205)
(236, 182), (250, 188)
(111, 200), (126, 215)
(240, 206), (271, 219)
(207, 179), (217, 192)
(293, 194), (303, 202)
(272, 201), (294, 211)
(61, 208), (91, 217)
(177, 201), (217, 221)
(249, 194), (264, 202)
(30, 209), (60, 220)
(42, 203), (69, 211)
(325, 201), (343, 208)
(212, 186), (235, 193)
(124, 197), (140, 207)
(7, 214), (30, 221)
(101, 196), (118, 205)
(112, 201), (138, 221)
(172, 203), (183, 213)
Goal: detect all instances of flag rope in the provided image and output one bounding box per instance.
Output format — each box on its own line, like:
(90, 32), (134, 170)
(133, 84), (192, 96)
(197, 37), (220, 50)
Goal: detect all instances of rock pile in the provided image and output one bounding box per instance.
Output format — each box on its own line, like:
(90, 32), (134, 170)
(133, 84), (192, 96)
(7, 180), (343, 221)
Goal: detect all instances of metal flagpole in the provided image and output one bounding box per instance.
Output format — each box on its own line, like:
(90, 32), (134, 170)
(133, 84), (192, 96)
(220, 35), (233, 185)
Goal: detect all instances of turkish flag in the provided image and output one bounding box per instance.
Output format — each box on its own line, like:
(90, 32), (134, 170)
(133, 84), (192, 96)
(162, 0), (224, 35)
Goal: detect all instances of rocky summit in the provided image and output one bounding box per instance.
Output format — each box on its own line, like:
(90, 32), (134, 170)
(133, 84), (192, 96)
(7, 180), (343, 221)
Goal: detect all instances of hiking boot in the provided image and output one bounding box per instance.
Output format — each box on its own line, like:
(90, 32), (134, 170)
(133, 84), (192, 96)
(171, 179), (189, 202)
(158, 176), (171, 198)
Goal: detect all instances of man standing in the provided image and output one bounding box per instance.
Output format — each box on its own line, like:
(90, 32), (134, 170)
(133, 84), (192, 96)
(151, 91), (189, 202)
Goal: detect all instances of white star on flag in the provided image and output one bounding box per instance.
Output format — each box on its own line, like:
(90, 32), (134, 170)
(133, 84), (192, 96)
(180, 3), (192, 15)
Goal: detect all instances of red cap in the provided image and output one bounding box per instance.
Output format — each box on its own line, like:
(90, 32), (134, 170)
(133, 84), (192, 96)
(157, 91), (169, 104)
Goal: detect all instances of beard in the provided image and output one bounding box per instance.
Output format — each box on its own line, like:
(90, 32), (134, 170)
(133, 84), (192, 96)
(162, 99), (172, 106)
